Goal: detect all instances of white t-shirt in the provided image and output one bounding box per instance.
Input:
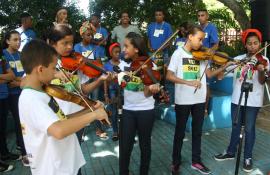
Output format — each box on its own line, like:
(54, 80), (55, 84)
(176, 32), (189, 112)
(231, 54), (269, 107)
(19, 88), (85, 175)
(168, 47), (208, 105)
(118, 60), (155, 110)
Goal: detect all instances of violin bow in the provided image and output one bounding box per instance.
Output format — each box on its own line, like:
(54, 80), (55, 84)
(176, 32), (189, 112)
(132, 29), (179, 77)
(71, 35), (109, 75)
(223, 43), (270, 76)
(194, 61), (209, 93)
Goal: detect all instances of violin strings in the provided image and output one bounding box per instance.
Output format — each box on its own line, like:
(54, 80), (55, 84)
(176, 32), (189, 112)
(57, 62), (94, 112)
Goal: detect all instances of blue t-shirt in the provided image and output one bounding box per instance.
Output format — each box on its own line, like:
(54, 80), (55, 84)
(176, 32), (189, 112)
(0, 56), (10, 99)
(74, 43), (97, 59)
(147, 22), (173, 50)
(202, 23), (219, 48)
(93, 27), (108, 58)
(104, 60), (118, 90)
(3, 49), (24, 94)
(16, 27), (36, 51)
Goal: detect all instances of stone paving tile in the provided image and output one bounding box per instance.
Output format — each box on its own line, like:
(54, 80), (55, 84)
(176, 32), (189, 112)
(2, 120), (270, 175)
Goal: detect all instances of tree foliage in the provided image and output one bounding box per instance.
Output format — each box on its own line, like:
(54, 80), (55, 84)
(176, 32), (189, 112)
(0, 0), (86, 38)
(89, 0), (206, 32)
(89, 0), (250, 33)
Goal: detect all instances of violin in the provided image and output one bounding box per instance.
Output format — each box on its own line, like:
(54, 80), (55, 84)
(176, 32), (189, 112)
(131, 57), (161, 85)
(43, 84), (111, 125)
(254, 53), (268, 70)
(130, 57), (170, 103)
(61, 52), (107, 78)
(192, 50), (235, 65)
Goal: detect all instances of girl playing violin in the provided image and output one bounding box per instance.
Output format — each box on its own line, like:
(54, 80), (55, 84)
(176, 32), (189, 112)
(47, 24), (111, 116)
(120, 32), (160, 175)
(214, 29), (269, 173)
(47, 24), (111, 175)
(166, 24), (233, 174)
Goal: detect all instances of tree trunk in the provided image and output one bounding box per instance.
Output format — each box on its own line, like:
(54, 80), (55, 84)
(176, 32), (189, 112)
(217, 0), (250, 30)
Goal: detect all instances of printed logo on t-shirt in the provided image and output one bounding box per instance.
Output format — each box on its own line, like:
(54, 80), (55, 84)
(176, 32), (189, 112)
(182, 58), (200, 80)
(48, 97), (67, 120)
(125, 75), (144, 92)
(9, 60), (24, 72)
(235, 66), (253, 80)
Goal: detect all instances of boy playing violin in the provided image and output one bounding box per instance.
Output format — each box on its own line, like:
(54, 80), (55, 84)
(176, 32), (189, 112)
(214, 29), (269, 173)
(166, 24), (233, 174)
(19, 39), (109, 175)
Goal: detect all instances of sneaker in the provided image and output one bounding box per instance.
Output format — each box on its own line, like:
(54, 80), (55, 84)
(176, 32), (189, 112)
(243, 158), (253, 173)
(1, 153), (21, 161)
(171, 164), (180, 173)
(21, 156), (30, 167)
(191, 162), (211, 174)
(214, 151), (235, 161)
(0, 161), (14, 172)
(112, 133), (119, 141)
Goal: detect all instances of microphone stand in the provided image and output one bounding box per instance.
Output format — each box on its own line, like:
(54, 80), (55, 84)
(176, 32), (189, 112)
(233, 73), (253, 175)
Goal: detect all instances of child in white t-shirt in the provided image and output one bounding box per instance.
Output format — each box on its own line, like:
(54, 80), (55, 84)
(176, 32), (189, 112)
(166, 24), (233, 175)
(19, 39), (109, 175)
(214, 29), (269, 173)
(120, 32), (160, 175)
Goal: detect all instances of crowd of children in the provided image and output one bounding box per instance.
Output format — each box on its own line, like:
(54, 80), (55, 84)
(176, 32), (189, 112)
(0, 6), (269, 175)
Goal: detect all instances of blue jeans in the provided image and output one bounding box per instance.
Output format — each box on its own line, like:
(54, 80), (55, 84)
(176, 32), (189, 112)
(227, 103), (260, 159)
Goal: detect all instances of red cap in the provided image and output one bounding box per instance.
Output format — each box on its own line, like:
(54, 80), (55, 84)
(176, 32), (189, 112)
(109, 43), (120, 56)
(241, 29), (262, 45)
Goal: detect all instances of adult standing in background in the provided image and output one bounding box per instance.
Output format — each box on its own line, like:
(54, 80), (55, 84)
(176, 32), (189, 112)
(147, 9), (173, 64)
(197, 9), (219, 51)
(90, 14), (109, 62)
(111, 11), (141, 50)
(53, 7), (72, 28)
(15, 12), (36, 52)
(197, 9), (219, 116)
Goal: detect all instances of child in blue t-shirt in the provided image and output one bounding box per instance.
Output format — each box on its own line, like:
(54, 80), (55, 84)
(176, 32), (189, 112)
(2, 30), (29, 166)
(103, 43), (121, 141)
(0, 46), (18, 172)
(74, 22), (108, 139)
(90, 14), (109, 62)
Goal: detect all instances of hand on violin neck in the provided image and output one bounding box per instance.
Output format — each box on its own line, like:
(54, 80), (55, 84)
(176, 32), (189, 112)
(98, 72), (113, 81)
(257, 64), (266, 72)
(186, 80), (201, 88)
(148, 83), (161, 94)
(224, 61), (236, 68)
